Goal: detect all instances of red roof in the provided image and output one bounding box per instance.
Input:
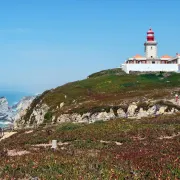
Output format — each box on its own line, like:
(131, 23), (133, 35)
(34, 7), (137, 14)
(133, 54), (144, 58)
(161, 55), (172, 58)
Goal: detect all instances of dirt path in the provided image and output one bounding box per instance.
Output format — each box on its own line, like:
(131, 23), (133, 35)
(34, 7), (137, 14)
(0, 132), (17, 141)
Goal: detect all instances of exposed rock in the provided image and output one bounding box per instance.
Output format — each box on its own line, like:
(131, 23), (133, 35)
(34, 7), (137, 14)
(156, 106), (167, 115)
(13, 97), (180, 129)
(13, 96), (35, 112)
(127, 103), (137, 117)
(82, 113), (91, 122)
(13, 96), (36, 128)
(90, 108), (115, 123)
(117, 108), (126, 118)
(57, 114), (71, 123)
(0, 97), (14, 122)
(71, 113), (82, 122)
(147, 105), (157, 115)
(60, 102), (65, 109)
(137, 108), (148, 119)
(29, 104), (49, 126)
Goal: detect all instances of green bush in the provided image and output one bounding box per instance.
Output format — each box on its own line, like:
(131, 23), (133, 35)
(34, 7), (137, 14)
(44, 111), (53, 123)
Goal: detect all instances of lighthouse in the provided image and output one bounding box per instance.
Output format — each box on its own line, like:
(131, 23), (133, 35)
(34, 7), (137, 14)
(144, 28), (158, 59)
(122, 28), (179, 73)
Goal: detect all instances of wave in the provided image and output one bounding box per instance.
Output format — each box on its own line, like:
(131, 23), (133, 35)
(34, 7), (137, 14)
(0, 121), (12, 125)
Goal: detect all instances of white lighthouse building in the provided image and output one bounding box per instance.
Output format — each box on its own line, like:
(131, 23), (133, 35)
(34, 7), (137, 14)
(144, 29), (157, 59)
(121, 28), (180, 73)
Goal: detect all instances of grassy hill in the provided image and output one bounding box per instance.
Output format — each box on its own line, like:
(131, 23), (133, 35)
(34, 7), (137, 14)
(0, 69), (180, 179)
(38, 69), (180, 110)
(24, 69), (180, 122)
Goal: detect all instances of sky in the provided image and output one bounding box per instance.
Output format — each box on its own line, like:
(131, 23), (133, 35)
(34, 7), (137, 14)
(0, 0), (180, 93)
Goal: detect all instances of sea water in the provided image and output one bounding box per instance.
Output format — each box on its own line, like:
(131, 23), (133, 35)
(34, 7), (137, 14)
(0, 91), (32, 128)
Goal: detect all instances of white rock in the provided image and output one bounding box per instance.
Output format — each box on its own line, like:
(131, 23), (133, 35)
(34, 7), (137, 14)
(127, 103), (137, 117)
(117, 108), (126, 118)
(82, 113), (91, 122)
(137, 108), (148, 118)
(147, 105), (157, 115)
(57, 114), (71, 123)
(156, 106), (167, 115)
(71, 113), (82, 122)
(60, 102), (65, 109)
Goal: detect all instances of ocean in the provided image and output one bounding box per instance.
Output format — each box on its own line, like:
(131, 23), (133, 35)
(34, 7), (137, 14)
(0, 91), (32, 128)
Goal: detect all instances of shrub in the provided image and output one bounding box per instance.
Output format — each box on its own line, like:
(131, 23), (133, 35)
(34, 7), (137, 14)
(44, 111), (53, 123)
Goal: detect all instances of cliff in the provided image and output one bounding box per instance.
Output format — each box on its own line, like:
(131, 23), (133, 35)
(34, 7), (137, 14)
(0, 97), (14, 122)
(0, 96), (35, 126)
(13, 69), (180, 129)
(13, 96), (35, 126)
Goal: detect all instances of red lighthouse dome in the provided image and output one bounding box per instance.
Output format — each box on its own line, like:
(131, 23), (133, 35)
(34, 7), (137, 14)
(147, 28), (154, 41)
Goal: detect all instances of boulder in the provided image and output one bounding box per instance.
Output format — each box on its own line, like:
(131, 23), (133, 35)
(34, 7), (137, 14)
(57, 114), (71, 123)
(147, 105), (157, 115)
(127, 103), (137, 117)
(156, 106), (167, 115)
(117, 108), (126, 118)
(137, 108), (148, 118)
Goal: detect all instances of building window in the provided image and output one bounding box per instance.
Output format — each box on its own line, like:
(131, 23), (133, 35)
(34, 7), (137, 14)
(151, 56), (153, 58)
(152, 61), (155, 64)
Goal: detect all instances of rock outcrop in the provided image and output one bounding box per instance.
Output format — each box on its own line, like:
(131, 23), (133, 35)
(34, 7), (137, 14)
(13, 96), (35, 112)
(13, 99), (180, 129)
(13, 96), (36, 129)
(0, 97), (14, 122)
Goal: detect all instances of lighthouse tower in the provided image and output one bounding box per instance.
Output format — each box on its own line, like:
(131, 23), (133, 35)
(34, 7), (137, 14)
(144, 28), (158, 59)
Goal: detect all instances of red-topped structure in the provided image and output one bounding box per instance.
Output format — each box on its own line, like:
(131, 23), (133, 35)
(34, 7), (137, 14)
(147, 28), (154, 41)
(121, 28), (180, 74)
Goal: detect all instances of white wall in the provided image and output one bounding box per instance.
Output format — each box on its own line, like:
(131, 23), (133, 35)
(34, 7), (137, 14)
(178, 57), (180, 64)
(146, 45), (157, 58)
(123, 64), (178, 74)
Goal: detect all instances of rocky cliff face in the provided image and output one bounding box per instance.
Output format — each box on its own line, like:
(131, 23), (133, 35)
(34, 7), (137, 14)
(13, 96), (36, 112)
(0, 96), (36, 125)
(14, 98), (180, 129)
(0, 97), (14, 121)
(13, 96), (36, 128)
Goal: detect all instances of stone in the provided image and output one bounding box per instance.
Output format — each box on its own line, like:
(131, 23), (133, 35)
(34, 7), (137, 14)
(156, 106), (167, 115)
(60, 102), (65, 109)
(147, 105), (157, 115)
(81, 113), (91, 122)
(57, 114), (71, 123)
(127, 103), (137, 117)
(108, 108), (116, 119)
(117, 108), (126, 118)
(137, 108), (148, 118)
(71, 113), (82, 122)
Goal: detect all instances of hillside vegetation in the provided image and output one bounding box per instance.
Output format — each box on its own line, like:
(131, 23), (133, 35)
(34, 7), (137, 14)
(24, 69), (180, 122)
(1, 69), (180, 179)
(0, 114), (180, 179)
